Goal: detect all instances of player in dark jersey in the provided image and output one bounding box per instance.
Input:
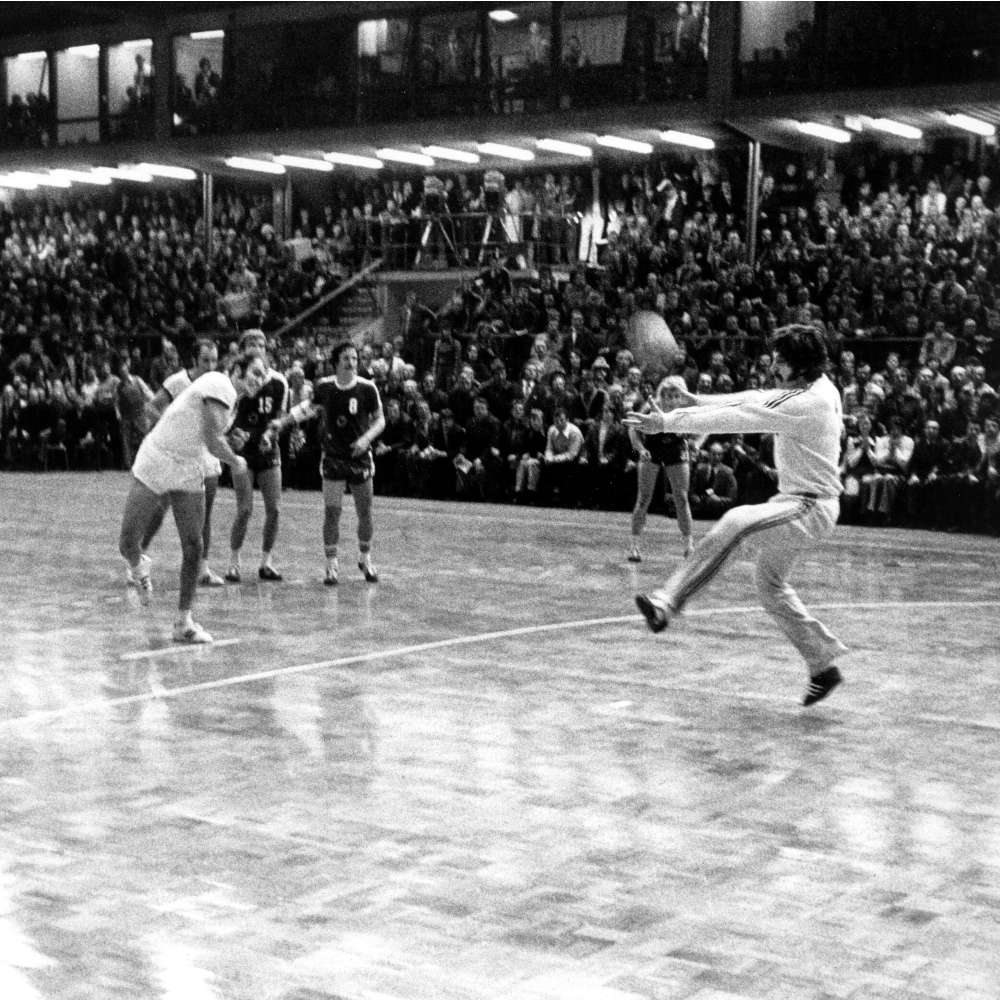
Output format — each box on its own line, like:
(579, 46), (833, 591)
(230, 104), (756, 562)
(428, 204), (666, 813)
(270, 340), (385, 585)
(224, 329), (289, 582)
(626, 376), (696, 561)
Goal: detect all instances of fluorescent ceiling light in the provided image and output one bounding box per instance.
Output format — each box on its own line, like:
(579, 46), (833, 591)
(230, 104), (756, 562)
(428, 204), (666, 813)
(94, 166), (154, 182)
(947, 113), (996, 137)
(661, 129), (715, 150)
(796, 122), (851, 144)
(67, 44), (100, 58)
(422, 145), (480, 164)
(10, 171), (70, 188)
(377, 148), (435, 167)
(137, 162), (198, 180)
(0, 175), (38, 190)
(190, 30), (225, 40)
(274, 155), (333, 172)
(477, 142), (535, 161)
(489, 10), (518, 22)
(863, 117), (922, 140)
(122, 38), (152, 49)
(16, 51), (47, 61)
(324, 151), (384, 170)
(225, 157), (285, 175)
(51, 169), (112, 186)
(596, 135), (654, 154)
(536, 138), (592, 158)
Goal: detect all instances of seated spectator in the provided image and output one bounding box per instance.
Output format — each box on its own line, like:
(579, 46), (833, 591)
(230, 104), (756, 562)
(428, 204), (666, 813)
(373, 397), (413, 495)
(978, 416), (1000, 534)
(863, 416), (914, 524)
(510, 406), (548, 504)
(903, 418), (948, 528)
(942, 420), (984, 531)
(689, 442), (738, 518)
(579, 395), (631, 509)
(541, 406), (583, 506)
(455, 395), (503, 502)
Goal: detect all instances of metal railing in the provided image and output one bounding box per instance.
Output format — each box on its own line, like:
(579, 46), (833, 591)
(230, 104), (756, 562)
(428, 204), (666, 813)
(274, 258), (382, 341)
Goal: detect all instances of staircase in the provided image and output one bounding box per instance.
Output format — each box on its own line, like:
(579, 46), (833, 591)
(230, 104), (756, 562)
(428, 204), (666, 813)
(333, 272), (383, 342)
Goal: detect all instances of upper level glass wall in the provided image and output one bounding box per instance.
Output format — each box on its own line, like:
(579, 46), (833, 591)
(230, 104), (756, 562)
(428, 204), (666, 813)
(172, 31), (225, 135)
(108, 39), (154, 140)
(56, 45), (100, 144)
(3, 51), (52, 149)
(739, 2), (1000, 95)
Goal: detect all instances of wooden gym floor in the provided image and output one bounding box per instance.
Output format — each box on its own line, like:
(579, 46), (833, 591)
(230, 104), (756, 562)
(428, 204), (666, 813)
(1, 472), (999, 1000)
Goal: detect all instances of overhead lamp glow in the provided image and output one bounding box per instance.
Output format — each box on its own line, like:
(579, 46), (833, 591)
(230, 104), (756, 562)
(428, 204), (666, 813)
(10, 171), (70, 188)
(94, 166), (154, 182)
(51, 169), (112, 186)
(137, 162), (198, 180)
(274, 155), (334, 172)
(67, 44), (100, 58)
(422, 145), (480, 164)
(376, 148), (435, 167)
(661, 129), (715, 150)
(122, 38), (153, 49)
(324, 151), (383, 170)
(489, 10), (519, 22)
(477, 142), (535, 161)
(796, 121), (852, 144)
(190, 30), (225, 40)
(863, 117), (922, 140)
(224, 157), (286, 175)
(16, 51), (47, 61)
(536, 138), (592, 158)
(596, 135), (654, 154)
(0, 174), (38, 190)
(946, 113), (996, 137)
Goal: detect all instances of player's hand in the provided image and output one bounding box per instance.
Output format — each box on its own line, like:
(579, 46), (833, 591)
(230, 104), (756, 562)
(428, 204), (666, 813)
(623, 410), (667, 434)
(350, 436), (368, 458)
(229, 427), (249, 452)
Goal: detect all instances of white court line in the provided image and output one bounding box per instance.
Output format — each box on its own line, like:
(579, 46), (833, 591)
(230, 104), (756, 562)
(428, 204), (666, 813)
(266, 497), (997, 559)
(120, 638), (241, 661)
(6, 600), (1000, 730)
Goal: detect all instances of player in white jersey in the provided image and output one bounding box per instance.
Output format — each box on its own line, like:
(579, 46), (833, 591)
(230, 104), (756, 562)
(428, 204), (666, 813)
(118, 358), (263, 643)
(625, 325), (849, 706)
(129, 338), (226, 587)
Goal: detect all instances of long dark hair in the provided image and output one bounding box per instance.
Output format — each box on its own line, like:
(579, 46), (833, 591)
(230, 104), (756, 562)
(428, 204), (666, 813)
(771, 324), (828, 382)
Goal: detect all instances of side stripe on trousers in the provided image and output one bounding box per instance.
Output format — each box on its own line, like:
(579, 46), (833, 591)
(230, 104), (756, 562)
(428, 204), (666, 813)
(674, 497), (815, 611)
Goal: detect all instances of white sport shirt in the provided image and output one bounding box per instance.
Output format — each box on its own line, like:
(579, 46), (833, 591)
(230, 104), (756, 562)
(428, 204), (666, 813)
(145, 371), (236, 471)
(658, 374), (844, 498)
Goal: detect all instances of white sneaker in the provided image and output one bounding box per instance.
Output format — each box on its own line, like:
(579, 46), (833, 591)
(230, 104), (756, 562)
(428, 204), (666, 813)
(627, 543), (642, 563)
(324, 558), (339, 586)
(358, 553), (379, 583)
(172, 619), (213, 644)
(199, 567), (226, 587)
(128, 554), (153, 605)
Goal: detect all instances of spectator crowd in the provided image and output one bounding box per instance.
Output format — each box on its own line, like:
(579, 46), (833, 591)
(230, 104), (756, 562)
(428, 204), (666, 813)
(3, 142), (1000, 536)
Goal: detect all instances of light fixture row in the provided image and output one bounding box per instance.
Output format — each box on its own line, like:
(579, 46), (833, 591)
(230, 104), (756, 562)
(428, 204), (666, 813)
(797, 111), (996, 144)
(14, 31), (217, 61)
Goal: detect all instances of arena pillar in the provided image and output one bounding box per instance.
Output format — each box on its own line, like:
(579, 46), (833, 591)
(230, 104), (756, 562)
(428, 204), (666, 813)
(745, 138), (761, 266)
(202, 170), (214, 258)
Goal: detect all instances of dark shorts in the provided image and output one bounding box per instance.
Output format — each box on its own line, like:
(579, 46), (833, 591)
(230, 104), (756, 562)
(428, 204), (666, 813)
(322, 453), (374, 485)
(245, 448), (282, 474)
(647, 436), (688, 466)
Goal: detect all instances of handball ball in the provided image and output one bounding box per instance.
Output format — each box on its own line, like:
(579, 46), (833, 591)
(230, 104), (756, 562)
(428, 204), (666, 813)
(627, 311), (680, 372)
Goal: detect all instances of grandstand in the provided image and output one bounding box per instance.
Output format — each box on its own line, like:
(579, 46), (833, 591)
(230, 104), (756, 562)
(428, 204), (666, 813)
(2, 4), (1000, 999)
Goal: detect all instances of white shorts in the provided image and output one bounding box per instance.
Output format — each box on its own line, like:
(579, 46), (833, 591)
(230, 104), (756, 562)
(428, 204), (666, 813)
(132, 439), (206, 496)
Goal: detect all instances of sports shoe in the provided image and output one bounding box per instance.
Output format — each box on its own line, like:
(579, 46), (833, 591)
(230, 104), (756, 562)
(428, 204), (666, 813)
(324, 558), (339, 586)
(627, 543), (642, 563)
(682, 537), (694, 559)
(358, 553), (379, 583)
(802, 666), (843, 707)
(635, 593), (669, 633)
(127, 554), (153, 605)
(224, 567), (241, 583)
(258, 565), (283, 582)
(172, 619), (213, 644)
(199, 567), (226, 587)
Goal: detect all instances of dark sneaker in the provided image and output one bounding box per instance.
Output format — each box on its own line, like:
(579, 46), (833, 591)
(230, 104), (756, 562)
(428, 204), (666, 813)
(803, 666), (843, 707)
(258, 565), (283, 582)
(635, 594), (668, 633)
(358, 554), (379, 583)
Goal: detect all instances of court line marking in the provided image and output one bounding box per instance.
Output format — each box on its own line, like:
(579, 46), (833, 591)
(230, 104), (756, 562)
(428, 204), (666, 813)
(256, 497), (999, 559)
(5, 599), (1000, 730)
(120, 638), (241, 661)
